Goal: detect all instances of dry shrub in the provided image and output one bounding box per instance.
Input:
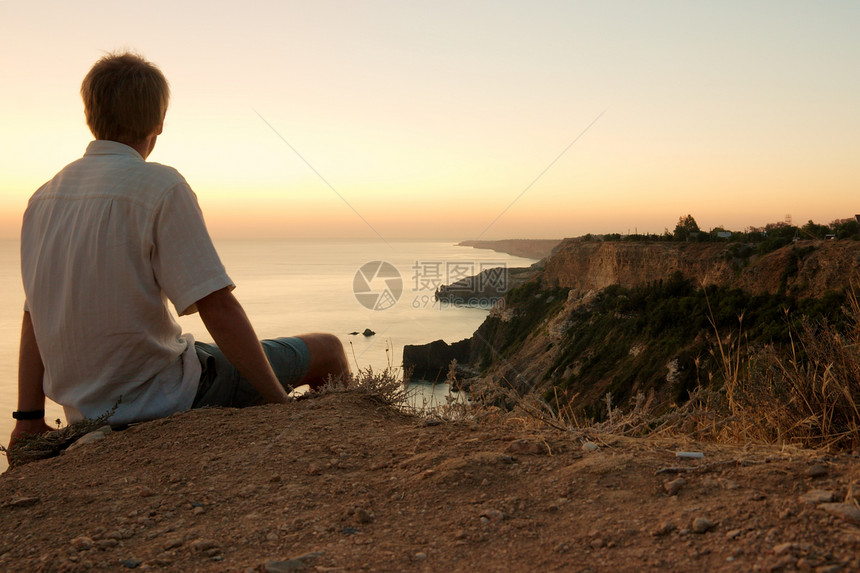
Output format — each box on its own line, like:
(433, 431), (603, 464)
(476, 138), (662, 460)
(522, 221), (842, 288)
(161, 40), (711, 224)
(326, 366), (410, 408)
(2, 406), (116, 469)
(460, 287), (860, 451)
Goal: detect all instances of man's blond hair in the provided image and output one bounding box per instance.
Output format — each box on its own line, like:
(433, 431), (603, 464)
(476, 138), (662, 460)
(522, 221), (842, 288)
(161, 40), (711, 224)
(81, 52), (170, 145)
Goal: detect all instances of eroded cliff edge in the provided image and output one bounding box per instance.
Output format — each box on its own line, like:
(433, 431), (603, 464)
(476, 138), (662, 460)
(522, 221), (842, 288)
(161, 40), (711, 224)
(405, 239), (860, 415)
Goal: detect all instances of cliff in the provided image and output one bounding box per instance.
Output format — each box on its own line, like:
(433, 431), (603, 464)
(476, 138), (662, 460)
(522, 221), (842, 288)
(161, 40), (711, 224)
(542, 240), (860, 298)
(408, 238), (860, 415)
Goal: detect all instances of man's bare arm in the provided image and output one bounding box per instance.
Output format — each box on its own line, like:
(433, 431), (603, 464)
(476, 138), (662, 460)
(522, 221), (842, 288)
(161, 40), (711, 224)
(195, 287), (290, 404)
(8, 311), (53, 449)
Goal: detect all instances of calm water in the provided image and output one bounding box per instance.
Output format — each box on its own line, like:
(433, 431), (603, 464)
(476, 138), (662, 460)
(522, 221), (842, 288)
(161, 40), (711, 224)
(0, 239), (535, 470)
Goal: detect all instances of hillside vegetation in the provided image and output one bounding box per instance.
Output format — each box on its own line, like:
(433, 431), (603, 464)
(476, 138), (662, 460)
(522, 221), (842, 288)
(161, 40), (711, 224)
(461, 237), (860, 449)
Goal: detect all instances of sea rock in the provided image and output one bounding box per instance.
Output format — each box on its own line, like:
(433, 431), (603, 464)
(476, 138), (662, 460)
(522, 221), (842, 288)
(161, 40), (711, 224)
(403, 338), (471, 381)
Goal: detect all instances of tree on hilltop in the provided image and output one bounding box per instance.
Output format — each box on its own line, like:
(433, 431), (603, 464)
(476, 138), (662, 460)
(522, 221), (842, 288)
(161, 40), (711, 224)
(673, 214), (700, 241)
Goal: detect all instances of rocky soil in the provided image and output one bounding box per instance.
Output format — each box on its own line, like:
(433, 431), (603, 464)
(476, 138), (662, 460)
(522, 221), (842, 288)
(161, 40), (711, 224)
(2, 391), (860, 572)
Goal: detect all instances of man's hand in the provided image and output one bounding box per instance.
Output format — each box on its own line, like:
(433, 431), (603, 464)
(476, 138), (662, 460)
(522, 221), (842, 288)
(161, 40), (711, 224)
(8, 419), (53, 450)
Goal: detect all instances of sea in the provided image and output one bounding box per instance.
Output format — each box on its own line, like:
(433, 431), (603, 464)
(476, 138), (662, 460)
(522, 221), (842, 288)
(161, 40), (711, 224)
(0, 238), (536, 471)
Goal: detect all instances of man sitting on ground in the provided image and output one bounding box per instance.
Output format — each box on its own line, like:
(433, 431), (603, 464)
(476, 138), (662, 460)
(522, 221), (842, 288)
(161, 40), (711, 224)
(10, 51), (348, 447)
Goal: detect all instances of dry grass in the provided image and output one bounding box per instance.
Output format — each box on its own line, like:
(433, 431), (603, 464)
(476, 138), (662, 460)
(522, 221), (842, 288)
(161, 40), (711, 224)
(1, 406), (116, 469)
(462, 286), (860, 451)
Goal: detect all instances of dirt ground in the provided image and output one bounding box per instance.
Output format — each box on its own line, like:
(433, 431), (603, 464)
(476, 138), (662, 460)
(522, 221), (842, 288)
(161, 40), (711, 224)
(2, 390), (860, 572)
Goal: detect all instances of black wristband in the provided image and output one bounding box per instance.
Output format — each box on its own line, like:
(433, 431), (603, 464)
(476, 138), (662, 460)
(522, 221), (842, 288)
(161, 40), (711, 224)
(12, 409), (45, 420)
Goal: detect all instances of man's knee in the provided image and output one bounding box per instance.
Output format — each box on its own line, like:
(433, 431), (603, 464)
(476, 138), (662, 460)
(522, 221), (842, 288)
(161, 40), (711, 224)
(298, 333), (349, 386)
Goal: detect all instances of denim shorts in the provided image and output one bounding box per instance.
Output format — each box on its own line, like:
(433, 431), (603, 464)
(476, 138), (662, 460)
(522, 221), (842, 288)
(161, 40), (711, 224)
(192, 337), (311, 408)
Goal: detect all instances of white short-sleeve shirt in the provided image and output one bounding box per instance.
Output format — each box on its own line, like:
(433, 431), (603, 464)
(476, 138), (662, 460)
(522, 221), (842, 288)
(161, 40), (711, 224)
(20, 140), (233, 425)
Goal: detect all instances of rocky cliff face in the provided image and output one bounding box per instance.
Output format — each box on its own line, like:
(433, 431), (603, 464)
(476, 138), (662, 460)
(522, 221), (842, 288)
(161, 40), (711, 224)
(542, 239), (860, 298)
(407, 238), (860, 416)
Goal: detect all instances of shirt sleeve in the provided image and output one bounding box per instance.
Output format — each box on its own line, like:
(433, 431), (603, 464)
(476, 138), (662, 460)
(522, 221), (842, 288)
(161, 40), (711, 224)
(151, 181), (234, 316)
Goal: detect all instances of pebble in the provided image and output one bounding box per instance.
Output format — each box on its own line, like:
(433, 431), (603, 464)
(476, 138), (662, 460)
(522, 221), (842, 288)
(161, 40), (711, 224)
(664, 477), (687, 496)
(65, 429), (107, 452)
(726, 529), (742, 540)
(264, 552), (322, 573)
(355, 507), (375, 524)
(480, 509), (505, 523)
(806, 464), (828, 478)
(121, 558), (142, 569)
(507, 440), (549, 455)
(651, 522), (676, 537)
(692, 517), (714, 533)
(820, 502), (860, 524)
(581, 442), (599, 452)
(773, 542), (795, 556)
(7, 496), (40, 508)
(96, 539), (119, 549)
(190, 539), (219, 552)
(800, 490), (836, 504)
(71, 536), (95, 551)
(162, 538), (183, 550)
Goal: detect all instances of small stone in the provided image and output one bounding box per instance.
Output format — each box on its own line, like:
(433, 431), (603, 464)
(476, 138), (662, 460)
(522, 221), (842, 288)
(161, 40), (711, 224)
(480, 509), (505, 523)
(726, 528), (742, 540)
(121, 559), (142, 569)
(692, 517), (714, 533)
(355, 507), (375, 524)
(162, 538), (183, 550)
(66, 430), (106, 451)
(820, 502), (860, 524)
(362, 328), (376, 337)
(806, 464), (828, 479)
(414, 552), (427, 560)
(507, 440), (549, 455)
(71, 536), (95, 551)
(264, 552), (322, 572)
(590, 537), (606, 549)
(96, 539), (119, 549)
(193, 506), (205, 515)
(190, 539), (219, 552)
(581, 442), (599, 452)
(8, 496), (40, 508)
(652, 522), (676, 537)
(137, 486), (156, 498)
(773, 542), (795, 556)
(800, 490), (836, 504)
(664, 478), (687, 496)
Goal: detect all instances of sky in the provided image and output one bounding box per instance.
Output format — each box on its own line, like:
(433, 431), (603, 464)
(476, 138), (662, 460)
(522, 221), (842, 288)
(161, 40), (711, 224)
(1, 1), (858, 240)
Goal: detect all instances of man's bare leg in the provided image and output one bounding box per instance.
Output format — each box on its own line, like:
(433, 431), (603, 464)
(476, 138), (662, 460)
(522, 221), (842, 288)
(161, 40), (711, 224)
(296, 333), (350, 390)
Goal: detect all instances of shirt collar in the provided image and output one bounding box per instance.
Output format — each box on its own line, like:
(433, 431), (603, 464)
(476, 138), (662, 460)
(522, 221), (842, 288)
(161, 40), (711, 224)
(84, 140), (144, 161)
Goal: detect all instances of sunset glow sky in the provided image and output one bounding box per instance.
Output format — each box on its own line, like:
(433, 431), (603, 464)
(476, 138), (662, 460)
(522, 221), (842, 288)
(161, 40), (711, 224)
(1, 1), (858, 240)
